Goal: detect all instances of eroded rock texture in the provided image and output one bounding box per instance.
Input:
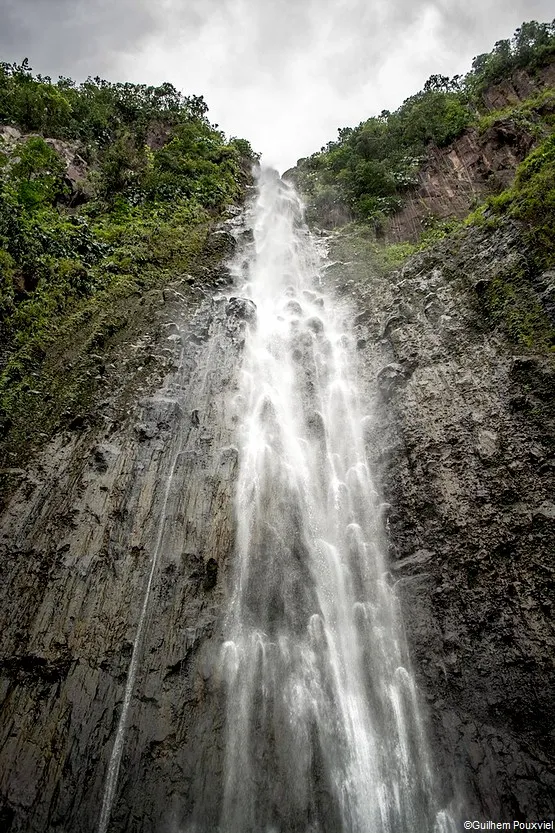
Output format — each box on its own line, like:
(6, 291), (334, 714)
(331, 223), (555, 821)
(384, 123), (535, 242)
(0, 284), (251, 831)
(482, 64), (555, 111)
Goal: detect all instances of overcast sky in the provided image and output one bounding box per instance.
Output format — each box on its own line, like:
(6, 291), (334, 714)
(1, 0), (553, 171)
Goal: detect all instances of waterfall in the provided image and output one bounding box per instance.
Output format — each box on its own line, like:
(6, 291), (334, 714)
(95, 167), (456, 833)
(220, 168), (455, 833)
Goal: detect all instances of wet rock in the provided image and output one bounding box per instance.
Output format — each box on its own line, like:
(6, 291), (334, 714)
(210, 265), (233, 286)
(237, 228), (254, 246)
(219, 446), (239, 470)
(353, 309), (373, 327)
(68, 414), (87, 431)
(377, 363), (408, 397)
(391, 548), (434, 571)
(511, 355), (537, 373)
(226, 296), (256, 322)
(203, 558), (218, 591)
(92, 446), (110, 471)
(353, 219), (555, 821)
(285, 300), (303, 316)
(306, 316), (324, 334)
(382, 314), (406, 338)
(0, 125), (22, 143)
(134, 423), (157, 442)
(474, 278), (490, 297)
(509, 394), (530, 411)
(476, 429), (498, 461)
(0, 651), (73, 683)
(0, 292), (243, 833)
(533, 501), (555, 520)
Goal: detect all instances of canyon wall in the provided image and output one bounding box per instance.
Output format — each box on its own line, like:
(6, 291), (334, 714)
(0, 206), (554, 829)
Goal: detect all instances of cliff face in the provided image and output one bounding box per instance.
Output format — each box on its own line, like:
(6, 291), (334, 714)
(482, 63), (555, 110)
(384, 65), (555, 242)
(383, 122), (535, 241)
(0, 216), (250, 831)
(328, 221), (555, 819)
(1, 199), (553, 830)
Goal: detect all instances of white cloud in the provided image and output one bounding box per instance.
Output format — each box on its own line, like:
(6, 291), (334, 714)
(2, 0), (554, 172)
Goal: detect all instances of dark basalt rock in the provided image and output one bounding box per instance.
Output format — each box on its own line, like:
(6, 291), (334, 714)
(1, 207), (554, 832)
(203, 558), (218, 591)
(391, 548), (434, 572)
(377, 362), (408, 397)
(0, 293), (244, 833)
(348, 220), (555, 822)
(226, 296), (257, 322)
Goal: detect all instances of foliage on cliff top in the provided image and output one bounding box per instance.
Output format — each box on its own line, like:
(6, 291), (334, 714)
(0, 59), (211, 144)
(291, 20), (555, 229)
(0, 61), (257, 455)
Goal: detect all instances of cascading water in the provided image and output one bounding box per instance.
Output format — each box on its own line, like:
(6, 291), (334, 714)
(220, 168), (455, 833)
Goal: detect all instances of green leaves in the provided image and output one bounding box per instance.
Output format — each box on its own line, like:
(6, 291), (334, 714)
(294, 86), (471, 226)
(467, 19), (555, 94)
(478, 132), (555, 290)
(0, 57), (256, 468)
(0, 62), (212, 143)
(8, 137), (66, 208)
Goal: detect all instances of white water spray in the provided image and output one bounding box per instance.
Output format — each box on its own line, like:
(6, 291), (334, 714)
(221, 169), (455, 833)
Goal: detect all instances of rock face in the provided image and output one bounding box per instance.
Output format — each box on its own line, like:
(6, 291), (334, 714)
(0, 271), (254, 830)
(1, 204), (554, 829)
(384, 122), (536, 242)
(329, 221), (555, 820)
(481, 64), (555, 111)
(384, 64), (555, 242)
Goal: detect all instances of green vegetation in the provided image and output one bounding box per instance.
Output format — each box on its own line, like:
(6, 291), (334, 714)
(328, 127), (555, 351)
(0, 60), (257, 461)
(292, 20), (555, 229)
(467, 20), (555, 94)
(478, 132), (555, 352)
(474, 132), (555, 272)
(445, 134), (555, 350)
(329, 216), (462, 273)
(474, 88), (555, 137)
(0, 58), (210, 143)
(294, 20), (555, 355)
(482, 267), (554, 350)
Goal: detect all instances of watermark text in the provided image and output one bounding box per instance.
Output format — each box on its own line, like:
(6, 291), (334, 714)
(463, 823), (554, 831)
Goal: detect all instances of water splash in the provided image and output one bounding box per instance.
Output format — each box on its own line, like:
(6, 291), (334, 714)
(221, 168), (453, 832)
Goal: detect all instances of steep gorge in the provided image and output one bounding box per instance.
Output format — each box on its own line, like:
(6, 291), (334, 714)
(1, 174), (554, 831)
(0, 243), (246, 831)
